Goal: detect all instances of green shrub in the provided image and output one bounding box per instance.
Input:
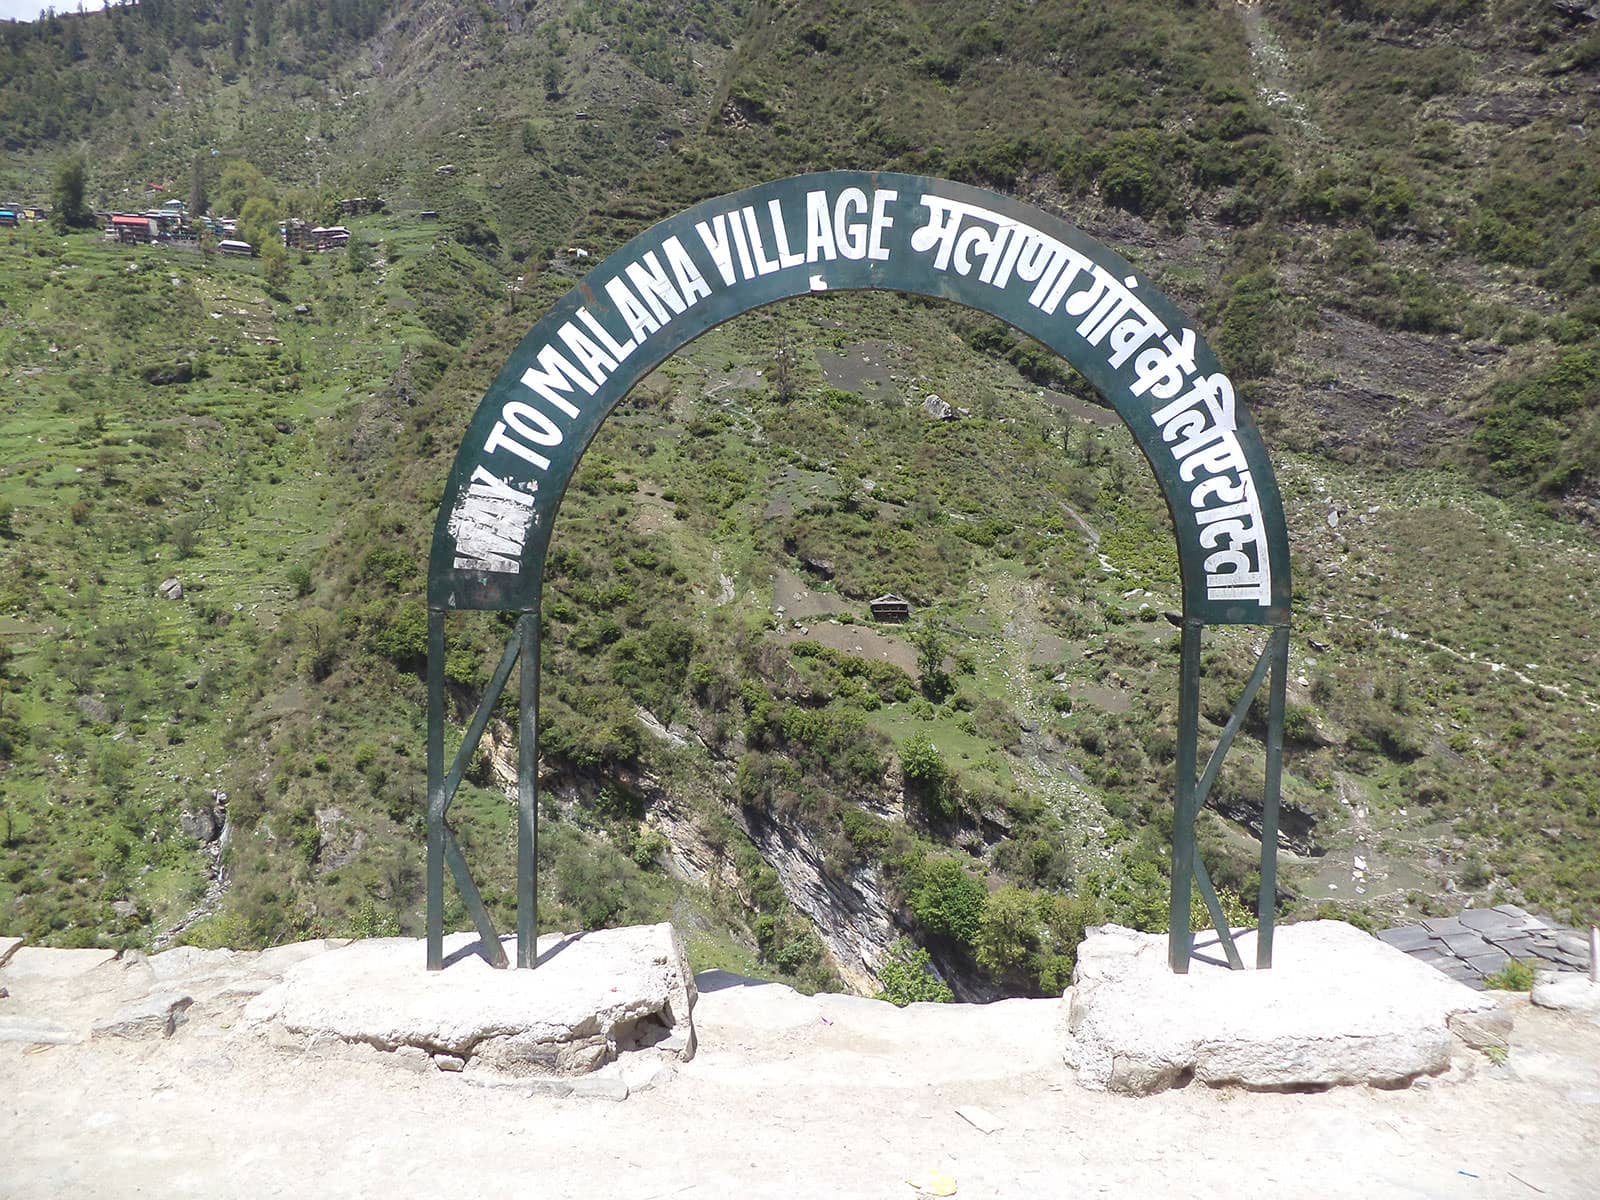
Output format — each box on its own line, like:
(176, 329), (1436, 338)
(975, 887), (1101, 993)
(1483, 958), (1536, 991)
(368, 600), (428, 672)
(909, 857), (987, 944)
(875, 937), (954, 1006)
(900, 732), (957, 819)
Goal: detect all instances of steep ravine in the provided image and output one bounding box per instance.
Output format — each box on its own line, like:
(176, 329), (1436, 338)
(487, 724), (912, 995)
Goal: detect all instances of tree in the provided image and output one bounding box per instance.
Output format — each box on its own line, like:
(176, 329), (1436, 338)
(902, 730), (960, 818)
(772, 343), (792, 403)
(911, 623), (952, 701)
(909, 857), (987, 945)
(899, 732), (947, 810)
(972, 887), (1101, 994)
(974, 886), (1039, 977)
(875, 938), (953, 1006)
(346, 236), (373, 274)
(188, 156), (208, 218)
(236, 195), (279, 255)
(216, 159), (270, 217)
(226, 0), (246, 62)
(296, 609), (341, 681)
(261, 243), (290, 295)
(49, 156), (93, 230)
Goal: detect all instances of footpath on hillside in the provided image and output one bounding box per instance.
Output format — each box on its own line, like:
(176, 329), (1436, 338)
(2, 930), (1599, 1200)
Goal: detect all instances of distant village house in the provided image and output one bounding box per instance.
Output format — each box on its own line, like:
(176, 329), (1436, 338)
(870, 593), (912, 623)
(280, 220), (351, 251)
(108, 214), (158, 243)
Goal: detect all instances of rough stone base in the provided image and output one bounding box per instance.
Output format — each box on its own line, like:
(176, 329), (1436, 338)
(241, 924), (696, 1080)
(1062, 921), (1499, 1095)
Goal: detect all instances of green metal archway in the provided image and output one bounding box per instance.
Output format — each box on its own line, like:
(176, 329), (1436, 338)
(425, 172), (1291, 976)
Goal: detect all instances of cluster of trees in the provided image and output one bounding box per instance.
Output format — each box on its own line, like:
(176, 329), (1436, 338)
(0, 0), (395, 150)
(131, 0), (393, 56)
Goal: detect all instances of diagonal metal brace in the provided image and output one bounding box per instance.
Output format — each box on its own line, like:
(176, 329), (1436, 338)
(443, 825), (508, 968)
(1192, 639), (1275, 819)
(438, 631), (524, 818)
(1192, 852), (1244, 969)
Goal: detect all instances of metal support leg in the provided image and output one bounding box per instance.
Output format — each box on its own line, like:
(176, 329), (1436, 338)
(516, 611), (540, 968)
(427, 612), (517, 971)
(1169, 620), (1203, 973)
(1257, 625), (1289, 969)
(426, 608), (446, 971)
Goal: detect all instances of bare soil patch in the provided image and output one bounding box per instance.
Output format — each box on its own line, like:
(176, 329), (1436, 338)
(770, 621), (919, 677)
(814, 338), (904, 402)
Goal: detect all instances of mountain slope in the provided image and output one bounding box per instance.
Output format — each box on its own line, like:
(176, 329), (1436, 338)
(1, 0), (1596, 992)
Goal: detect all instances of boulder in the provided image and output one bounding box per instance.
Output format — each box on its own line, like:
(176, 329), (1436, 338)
(250, 938), (352, 976)
(147, 945), (237, 981)
(91, 991), (194, 1041)
(157, 577), (183, 601)
(1448, 1002), (1515, 1050)
(75, 694), (112, 723)
(179, 805), (221, 843)
(141, 361), (194, 386)
(922, 394), (955, 420)
(1, 946), (119, 982)
(1062, 922), (1497, 1094)
(1531, 973), (1600, 1014)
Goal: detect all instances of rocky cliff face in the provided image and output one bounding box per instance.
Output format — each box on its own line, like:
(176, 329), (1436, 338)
(734, 806), (902, 994)
(524, 722), (907, 996)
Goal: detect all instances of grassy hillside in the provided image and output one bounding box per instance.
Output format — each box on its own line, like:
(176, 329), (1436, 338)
(1, 0), (1596, 994)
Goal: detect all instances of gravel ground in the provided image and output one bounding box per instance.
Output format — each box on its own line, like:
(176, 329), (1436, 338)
(4, 959), (1599, 1200)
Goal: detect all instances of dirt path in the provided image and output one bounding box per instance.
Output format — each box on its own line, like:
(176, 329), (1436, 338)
(1315, 608), (1600, 714)
(4, 971), (1598, 1199)
(990, 575), (1115, 875)
(1239, 1), (1317, 143)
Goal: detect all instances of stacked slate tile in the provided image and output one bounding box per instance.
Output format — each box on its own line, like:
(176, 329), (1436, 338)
(1376, 904), (1593, 989)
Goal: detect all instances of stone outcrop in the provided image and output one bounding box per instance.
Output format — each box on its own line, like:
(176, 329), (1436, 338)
(616, 754), (907, 997)
(92, 991), (193, 1040)
(736, 806), (902, 994)
(1062, 921), (1499, 1094)
(0, 1016), (81, 1045)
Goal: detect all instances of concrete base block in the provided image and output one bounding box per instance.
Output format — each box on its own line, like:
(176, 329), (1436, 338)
(241, 924), (697, 1082)
(1062, 921), (1498, 1095)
